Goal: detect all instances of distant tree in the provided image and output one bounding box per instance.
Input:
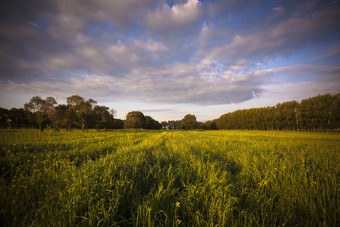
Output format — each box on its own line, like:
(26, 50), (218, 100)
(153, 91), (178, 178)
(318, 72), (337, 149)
(125, 111), (146, 129)
(216, 114), (228, 130)
(214, 93), (340, 131)
(78, 100), (95, 131)
(24, 96), (43, 130)
(24, 96), (57, 131)
(113, 119), (124, 129)
(5, 93), (339, 131)
(282, 101), (299, 130)
(161, 121), (167, 129)
(66, 95), (85, 108)
(197, 122), (204, 130)
(0, 107), (9, 128)
(93, 105), (112, 130)
(299, 94), (339, 131)
(330, 93), (340, 129)
(9, 108), (30, 129)
(204, 120), (217, 130)
(299, 96), (318, 131)
(45, 97), (57, 120)
(181, 114), (197, 130)
(64, 107), (77, 131)
(109, 109), (117, 118)
(166, 120), (181, 129)
(66, 95), (97, 131)
(54, 104), (68, 130)
(145, 116), (162, 129)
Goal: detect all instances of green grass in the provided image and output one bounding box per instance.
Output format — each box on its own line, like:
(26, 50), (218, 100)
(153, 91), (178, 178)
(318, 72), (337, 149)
(0, 130), (339, 226)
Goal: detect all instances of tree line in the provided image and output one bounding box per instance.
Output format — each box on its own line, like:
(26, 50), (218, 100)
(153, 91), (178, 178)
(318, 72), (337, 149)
(214, 93), (340, 131)
(0, 95), (123, 131)
(0, 93), (339, 131)
(0, 95), (164, 131)
(162, 93), (340, 131)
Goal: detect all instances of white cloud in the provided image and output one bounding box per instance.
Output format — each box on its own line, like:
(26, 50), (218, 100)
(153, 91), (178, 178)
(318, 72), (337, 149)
(52, 0), (157, 30)
(133, 39), (168, 58)
(0, 63), (281, 105)
(146, 0), (202, 30)
(263, 79), (340, 102)
(0, 0), (339, 119)
(203, 3), (340, 66)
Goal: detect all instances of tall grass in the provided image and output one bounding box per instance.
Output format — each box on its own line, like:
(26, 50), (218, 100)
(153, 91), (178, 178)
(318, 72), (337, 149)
(0, 130), (339, 226)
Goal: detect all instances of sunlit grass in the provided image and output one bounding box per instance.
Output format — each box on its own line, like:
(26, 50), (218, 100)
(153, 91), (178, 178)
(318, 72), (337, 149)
(0, 129), (339, 226)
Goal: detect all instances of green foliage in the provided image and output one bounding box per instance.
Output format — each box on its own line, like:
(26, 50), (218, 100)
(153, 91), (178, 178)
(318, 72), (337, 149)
(113, 119), (124, 129)
(10, 95), (126, 131)
(124, 112), (161, 129)
(24, 96), (57, 131)
(0, 107), (9, 128)
(203, 120), (217, 130)
(145, 116), (162, 130)
(125, 111), (147, 129)
(216, 93), (340, 131)
(8, 108), (30, 129)
(162, 120), (181, 129)
(1, 93), (338, 131)
(93, 105), (111, 130)
(181, 114), (197, 130)
(0, 130), (339, 226)
(67, 95), (97, 131)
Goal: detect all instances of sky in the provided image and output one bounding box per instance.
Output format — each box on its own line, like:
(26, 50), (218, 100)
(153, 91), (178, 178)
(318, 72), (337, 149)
(0, 0), (339, 122)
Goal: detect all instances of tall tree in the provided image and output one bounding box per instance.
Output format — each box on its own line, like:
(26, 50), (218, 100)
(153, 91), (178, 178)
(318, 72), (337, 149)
(66, 95), (85, 108)
(330, 93), (340, 129)
(0, 107), (9, 128)
(181, 114), (197, 130)
(204, 120), (217, 130)
(125, 111), (146, 129)
(54, 104), (68, 130)
(113, 119), (124, 129)
(66, 95), (97, 131)
(24, 96), (57, 131)
(93, 105), (111, 130)
(9, 108), (30, 129)
(109, 109), (117, 118)
(145, 116), (162, 129)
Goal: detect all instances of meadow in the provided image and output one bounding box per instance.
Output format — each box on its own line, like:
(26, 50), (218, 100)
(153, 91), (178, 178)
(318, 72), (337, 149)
(0, 130), (339, 226)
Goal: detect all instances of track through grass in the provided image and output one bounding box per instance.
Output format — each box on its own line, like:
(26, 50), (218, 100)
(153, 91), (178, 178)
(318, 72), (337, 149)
(0, 130), (339, 226)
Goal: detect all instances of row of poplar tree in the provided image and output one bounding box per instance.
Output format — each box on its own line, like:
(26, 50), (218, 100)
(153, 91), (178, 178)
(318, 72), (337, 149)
(162, 93), (340, 131)
(206, 93), (340, 131)
(0, 93), (339, 131)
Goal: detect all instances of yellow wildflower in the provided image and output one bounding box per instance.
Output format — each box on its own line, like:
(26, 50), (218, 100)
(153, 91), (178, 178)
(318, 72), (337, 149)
(175, 202), (180, 208)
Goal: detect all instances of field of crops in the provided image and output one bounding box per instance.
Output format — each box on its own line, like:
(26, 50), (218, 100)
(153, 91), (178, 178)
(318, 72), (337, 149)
(0, 130), (339, 226)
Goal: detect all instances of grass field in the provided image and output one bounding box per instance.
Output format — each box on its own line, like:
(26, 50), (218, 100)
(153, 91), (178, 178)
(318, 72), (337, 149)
(0, 130), (339, 226)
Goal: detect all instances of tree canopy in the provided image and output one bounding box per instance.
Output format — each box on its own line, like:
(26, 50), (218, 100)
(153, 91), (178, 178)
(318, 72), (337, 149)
(125, 111), (146, 129)
(0, 93), (339, 132)
(124, 112), (162, 129)
(9, 95), (122, 131)
(215, 93), (340, 131)
(181, 114), (197, 130)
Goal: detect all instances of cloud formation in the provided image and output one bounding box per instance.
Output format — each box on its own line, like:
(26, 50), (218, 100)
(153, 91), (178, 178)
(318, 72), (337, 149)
(146, 0), (203, 30)
(0, 0), (339, 118)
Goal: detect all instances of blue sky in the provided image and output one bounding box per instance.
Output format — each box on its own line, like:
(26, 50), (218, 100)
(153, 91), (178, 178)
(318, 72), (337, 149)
(0, 0), (339, 121)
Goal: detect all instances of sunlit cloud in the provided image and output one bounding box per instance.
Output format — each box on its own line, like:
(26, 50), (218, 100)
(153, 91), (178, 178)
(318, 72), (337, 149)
(0, 0), (339, 121)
